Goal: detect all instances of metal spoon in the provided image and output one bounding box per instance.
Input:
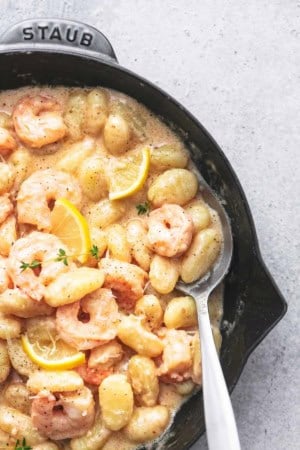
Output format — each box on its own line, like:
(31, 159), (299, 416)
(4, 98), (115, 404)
(177, 174), (241, 450)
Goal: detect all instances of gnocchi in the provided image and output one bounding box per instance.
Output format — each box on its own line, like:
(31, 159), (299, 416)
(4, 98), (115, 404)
(90, 227), (107, 259)
(128, 355), (159, 406)
(0, 406), (46, 446)
(0, 288), (53, 317)
(4, 383), (31, 415)
(33, 443), (60, 450)
(150, 144), (188, 170)
(148, 168), (198, 207)
(0, 339), (10, 383)
(185, 199), (211, 232)
(64, 92), (86, 140)
(106, 224), (131, 262)
(103, 114), (131, 155)
(56, 137), (95, 174)
(164, 296), (198, 329)
(27, 370), (84, 394)
(84, 89), (109, 134)
(7, 338), (38, 376)
(135, 294), (163, 330)
(0, 162), (14, 195)
(0, 215), (17, 256)
(78, 155), (108, 201)
(123, 406), (170, 443)
(0, 312), (22, 339)
(149, 254), (179, 294)
(70, 413), (111, 450)
(0, 111), (13, 129)
(8, 147), (31, 189)
(0, 256), (10, 293)
(181, 228), (222, 283)
(86, 198), (126, 228)
(126, 219), (152, 271)
(44, 267), (104, 307)
(99, 374), (134, 431)
(117, 314), (164, 357)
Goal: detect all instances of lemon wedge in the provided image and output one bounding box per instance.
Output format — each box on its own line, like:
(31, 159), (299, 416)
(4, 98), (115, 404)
(21, 334), (85, 370)
(51, 197), (91, 263)
(109, 146), (150, 200)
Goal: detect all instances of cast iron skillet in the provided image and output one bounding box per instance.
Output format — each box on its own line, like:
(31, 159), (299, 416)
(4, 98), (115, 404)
(0, 19), (287, 450)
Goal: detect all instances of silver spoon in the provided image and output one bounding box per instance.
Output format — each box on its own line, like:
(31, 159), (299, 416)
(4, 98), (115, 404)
(177, 174), (241, 450)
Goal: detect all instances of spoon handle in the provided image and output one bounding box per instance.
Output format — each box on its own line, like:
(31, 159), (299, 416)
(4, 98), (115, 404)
(196, 293), (241, 450)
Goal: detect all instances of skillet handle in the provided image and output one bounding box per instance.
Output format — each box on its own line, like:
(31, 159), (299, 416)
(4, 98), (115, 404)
(0, 18), (118, 63)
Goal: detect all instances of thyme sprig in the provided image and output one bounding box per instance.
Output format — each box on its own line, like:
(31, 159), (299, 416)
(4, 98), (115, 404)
(20, 246), (103, 272)
(90, 244), (100, 260)
(15, 438), (32, 450)
(20, 248), (70, 272)
(20, 260), (42, 272)
(55, 248), (69, 266)
(136, 201), (150, 215)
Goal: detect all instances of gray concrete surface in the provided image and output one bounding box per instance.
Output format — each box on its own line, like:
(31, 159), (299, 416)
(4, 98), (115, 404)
(1, 1), (299, 449)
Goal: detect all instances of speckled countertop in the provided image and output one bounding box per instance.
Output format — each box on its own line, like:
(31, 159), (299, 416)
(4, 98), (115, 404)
(1, 1), (299, 449)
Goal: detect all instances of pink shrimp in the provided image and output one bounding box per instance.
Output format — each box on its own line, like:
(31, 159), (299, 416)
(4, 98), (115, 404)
(17, 168), (82, 231)
(99, 258), (148, 311)
(88, 340), (123, 369)
(157, 329), (193, 383)
(31, 387), (95, 440)
(147, 204), (194, 257)
(13, 95), (66, 148)
(56, 288), (120, 350)
(7, 231), (73, 301)
(76, 365), (113, 386)
(0, 194), (13, 225)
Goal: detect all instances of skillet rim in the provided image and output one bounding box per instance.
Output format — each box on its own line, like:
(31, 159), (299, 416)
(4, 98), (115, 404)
(0, 47), (288, 449)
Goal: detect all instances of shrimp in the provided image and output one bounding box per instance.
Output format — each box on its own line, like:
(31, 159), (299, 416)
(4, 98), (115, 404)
(88, 340), (123, 369)
(56, 288), (119, 350)
(0, 194), (13, 225)
(77, 340), (124, 385)
(13, 95), (67, 148)
(7, 231), (73, 301)
(17, 169), (82, 231)
(147, 204), (194, 257)
(0, 127), (16, 155)
(31, 387), (95, 440)
(99, 258), (148, 311)
(0, 256), (10, 293)
(76, 364), (113, 386)
(157, 329), (193, 383)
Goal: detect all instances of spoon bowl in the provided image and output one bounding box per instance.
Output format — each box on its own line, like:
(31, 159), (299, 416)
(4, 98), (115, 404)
(176, 174), (240, 450)
(177, 172), (233, 299)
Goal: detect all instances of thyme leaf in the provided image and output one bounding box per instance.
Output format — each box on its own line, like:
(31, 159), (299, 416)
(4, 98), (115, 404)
(136, 201), (150, 215)
(20, 260), (41, 272)
(15, 438), (32, 450)
(55, 248), (69, 266)
(90, 244), (100, 259)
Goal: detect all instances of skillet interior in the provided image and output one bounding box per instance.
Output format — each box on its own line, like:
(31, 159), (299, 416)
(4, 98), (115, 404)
(0, 50), (287, 449)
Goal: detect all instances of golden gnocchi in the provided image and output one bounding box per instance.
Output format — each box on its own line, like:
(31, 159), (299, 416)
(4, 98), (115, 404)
(99, 374), (134, 431)
(128, 355), (159, 406)
(148, 168), (198, 207)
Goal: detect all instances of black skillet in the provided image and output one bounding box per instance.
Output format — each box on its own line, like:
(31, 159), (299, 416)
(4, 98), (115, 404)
(0, 19), (287, 449)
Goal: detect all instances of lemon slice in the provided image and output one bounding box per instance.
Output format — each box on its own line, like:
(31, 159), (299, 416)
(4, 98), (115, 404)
(21, 334), (85, 371)
(109, 146), (150, 200)
(51, 197), (91, 263)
